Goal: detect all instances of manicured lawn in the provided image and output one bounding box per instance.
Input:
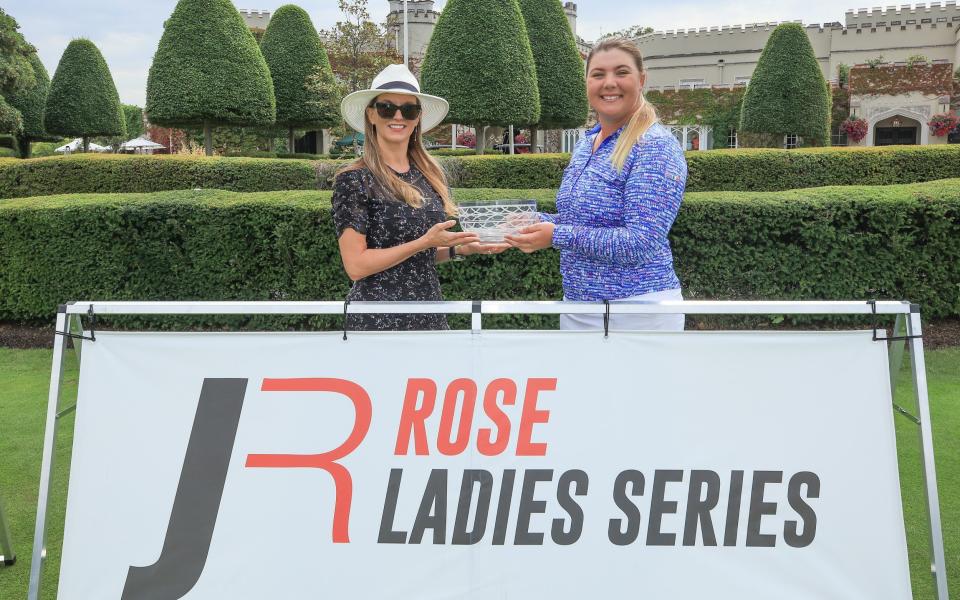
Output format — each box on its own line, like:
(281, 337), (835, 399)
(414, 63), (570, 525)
(0, 345), (957, 599)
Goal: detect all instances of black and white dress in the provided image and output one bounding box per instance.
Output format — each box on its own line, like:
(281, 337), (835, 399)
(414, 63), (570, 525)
(331, 165), (450, 331)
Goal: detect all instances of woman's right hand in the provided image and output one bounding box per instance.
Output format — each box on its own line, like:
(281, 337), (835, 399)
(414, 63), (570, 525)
(421, 220), (480, 249)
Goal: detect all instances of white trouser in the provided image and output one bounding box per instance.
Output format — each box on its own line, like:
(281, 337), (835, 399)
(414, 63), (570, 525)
(560, 288), (685, 331)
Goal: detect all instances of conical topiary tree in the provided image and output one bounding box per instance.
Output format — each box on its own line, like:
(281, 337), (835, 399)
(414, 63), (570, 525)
(517, 0), (587, 153)
(44, 39), (126, 152)
(260, 4), (340, 153)
(421, 0), (540, 154)
(7, 51), (50, 158)
(146, 0), (276, 156)
(739, 23), (831, 147)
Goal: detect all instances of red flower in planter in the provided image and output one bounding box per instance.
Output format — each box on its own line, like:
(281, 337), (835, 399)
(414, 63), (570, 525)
(840, 117), (869, 143)
(927, 113), (960, 137)
(456, 131), (476, 148)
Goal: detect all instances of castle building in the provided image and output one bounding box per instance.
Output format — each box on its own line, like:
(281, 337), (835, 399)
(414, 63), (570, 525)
(636, 2), (959, 148)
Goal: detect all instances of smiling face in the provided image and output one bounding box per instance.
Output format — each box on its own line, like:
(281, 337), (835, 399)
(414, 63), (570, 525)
(366, 92), (422, 146)
(586, 48), (646, 127)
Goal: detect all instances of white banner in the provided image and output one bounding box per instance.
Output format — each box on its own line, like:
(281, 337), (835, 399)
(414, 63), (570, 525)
(59, 330), (910, 599)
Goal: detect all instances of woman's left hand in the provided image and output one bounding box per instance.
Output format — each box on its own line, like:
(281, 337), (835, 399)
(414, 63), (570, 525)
(505, 222), (554, 253)
(458, 241), (511, 256)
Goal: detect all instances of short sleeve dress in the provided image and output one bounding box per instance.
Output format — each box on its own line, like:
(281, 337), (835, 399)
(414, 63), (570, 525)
(331, 165), (450, 331)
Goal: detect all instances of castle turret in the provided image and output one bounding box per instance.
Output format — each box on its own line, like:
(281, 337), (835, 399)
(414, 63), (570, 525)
(386, 0), (440, 59)
(564, 2), (578, 36)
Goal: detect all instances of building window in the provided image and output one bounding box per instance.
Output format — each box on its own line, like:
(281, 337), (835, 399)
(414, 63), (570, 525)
(784, 134), (799, 149)
(727, 130), (739, 149)
(735, 76), (751, 85)
(832, 128), (848, 147)
(679, 78), (705, 89)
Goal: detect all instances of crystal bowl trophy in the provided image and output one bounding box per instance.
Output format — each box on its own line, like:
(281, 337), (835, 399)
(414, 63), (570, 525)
(457, 199), (538, 242)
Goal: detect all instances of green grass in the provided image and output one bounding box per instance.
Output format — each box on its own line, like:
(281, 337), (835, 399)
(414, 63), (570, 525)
(0, 345), (957, 598)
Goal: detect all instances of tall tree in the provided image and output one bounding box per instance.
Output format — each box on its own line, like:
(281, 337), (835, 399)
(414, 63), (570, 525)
(44, 39), (125, 152)
(7, 51), (49, 157)
(421, 0), (540, 154)
(739, 23), (831, 147)
(0, 8), (38, 135)
(321, 0), (401, 94)
(517, 0), (587, 153)
(261, 4), (340, 152)
(147, 0), (276, 156)
(600, 25), (653, 40)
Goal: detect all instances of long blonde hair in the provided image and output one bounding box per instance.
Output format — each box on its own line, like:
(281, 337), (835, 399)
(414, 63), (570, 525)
(587, 38), (659, 172)
(337, 98), (456, 216)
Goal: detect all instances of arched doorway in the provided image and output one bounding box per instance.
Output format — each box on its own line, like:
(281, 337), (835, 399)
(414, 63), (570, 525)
(866, 109), (929, 146)
(873, 115), (921, 146)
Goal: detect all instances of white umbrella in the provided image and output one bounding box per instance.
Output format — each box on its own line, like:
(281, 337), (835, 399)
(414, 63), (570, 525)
(55, 138), (110, 153)
(120, 137), (165, 152)
(55, 139), (82, 153)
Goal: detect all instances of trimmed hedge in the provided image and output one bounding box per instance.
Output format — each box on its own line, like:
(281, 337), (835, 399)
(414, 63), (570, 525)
(0, 154), (320, 197)
(2, 145), (960, 199)
(1, 180), (957, 325)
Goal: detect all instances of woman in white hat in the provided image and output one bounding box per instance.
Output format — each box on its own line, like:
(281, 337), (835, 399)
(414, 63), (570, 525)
(332, 64), (508, 331)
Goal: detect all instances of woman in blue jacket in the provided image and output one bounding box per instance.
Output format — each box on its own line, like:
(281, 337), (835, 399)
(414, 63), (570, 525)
(506, 37), (688, 331)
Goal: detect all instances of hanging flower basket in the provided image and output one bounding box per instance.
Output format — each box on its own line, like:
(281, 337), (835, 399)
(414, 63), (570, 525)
(927, 113), (960, 137)
(840, 117), (869, 143)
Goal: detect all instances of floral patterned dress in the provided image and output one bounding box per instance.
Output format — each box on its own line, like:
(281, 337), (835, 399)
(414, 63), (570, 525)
(331, 165), (450, 331)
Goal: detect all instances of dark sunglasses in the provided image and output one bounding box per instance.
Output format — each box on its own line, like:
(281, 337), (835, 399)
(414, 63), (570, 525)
(372, 100), (422, 120)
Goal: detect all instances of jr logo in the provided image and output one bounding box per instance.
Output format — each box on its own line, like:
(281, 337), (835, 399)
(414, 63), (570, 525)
(121, 377), (372, 600)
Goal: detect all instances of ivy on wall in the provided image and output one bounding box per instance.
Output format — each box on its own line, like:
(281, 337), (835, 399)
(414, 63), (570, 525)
(646, 88), (745, 148)
(848, 63), (953, 97)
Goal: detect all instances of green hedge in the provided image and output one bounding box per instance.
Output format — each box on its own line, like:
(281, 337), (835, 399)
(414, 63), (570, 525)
(2, 145), (960, 199)
(0, 154), (320, 197)
(1, 180), (957, 325)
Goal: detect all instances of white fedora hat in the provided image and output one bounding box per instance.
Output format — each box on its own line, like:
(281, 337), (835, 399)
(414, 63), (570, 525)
(340, 64), (450, 133)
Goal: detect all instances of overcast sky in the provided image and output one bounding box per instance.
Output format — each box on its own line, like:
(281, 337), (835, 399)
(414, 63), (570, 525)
(13, 0), (855, 106)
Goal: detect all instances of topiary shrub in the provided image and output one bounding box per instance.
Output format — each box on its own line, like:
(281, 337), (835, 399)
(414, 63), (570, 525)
(421, 0), (540, 154)
(146, 0), (276, 155)
(260, 4), (340, 152)
(44, 39), (126, 151)
(516, 0), (588, 151)
(7, 52), (50, 158)
(739, 23), (831, 147)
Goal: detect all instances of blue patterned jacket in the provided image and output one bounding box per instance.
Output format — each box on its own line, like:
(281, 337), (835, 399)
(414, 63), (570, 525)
(539, 121), (688, 301)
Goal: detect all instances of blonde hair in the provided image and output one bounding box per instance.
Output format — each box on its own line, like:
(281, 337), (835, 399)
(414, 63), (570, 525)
(337, 97), (456, 216)
(587, 38), (659, 172)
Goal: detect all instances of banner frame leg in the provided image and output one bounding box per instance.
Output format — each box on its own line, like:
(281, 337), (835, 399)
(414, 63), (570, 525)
(27, 309), (71, 600)
(0, 493), (15, 566)
(906, 309), (949, 600)
(888, 313), (907, 392)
